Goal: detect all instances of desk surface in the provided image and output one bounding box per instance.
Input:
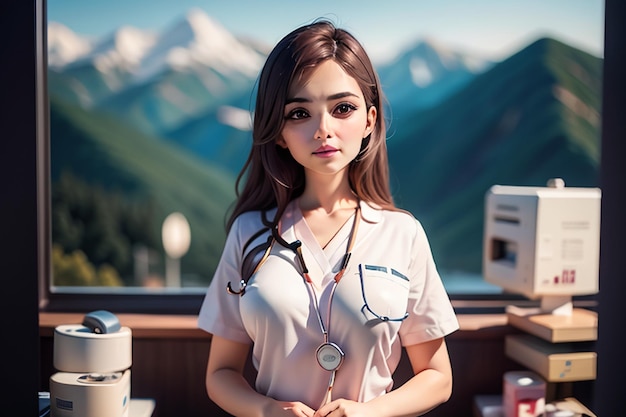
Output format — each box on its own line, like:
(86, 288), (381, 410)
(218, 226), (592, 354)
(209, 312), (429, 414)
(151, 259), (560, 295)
(40, 311), (509, 339)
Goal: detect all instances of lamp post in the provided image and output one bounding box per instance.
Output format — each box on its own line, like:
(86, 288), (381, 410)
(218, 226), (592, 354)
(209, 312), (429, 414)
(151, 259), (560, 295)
(161, 212), (191, 288)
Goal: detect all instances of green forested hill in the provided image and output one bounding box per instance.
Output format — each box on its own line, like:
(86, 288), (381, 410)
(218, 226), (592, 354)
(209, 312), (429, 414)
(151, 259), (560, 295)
(387, 37), (602, 274)
(50, 96), (236, 286)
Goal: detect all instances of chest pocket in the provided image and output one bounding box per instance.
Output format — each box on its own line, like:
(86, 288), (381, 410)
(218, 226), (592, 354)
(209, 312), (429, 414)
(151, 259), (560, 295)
(358, 264), (410, 322)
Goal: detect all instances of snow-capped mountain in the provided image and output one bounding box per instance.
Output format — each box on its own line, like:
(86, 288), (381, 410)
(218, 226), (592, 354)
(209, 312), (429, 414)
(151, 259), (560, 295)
(87, 26), (158, 73)
(136, 8), (265, 82)
(47, 21), (94, 68)
(48, 23), (159, 104)
(47, 8), (268, 133)
(48, 8), (492, 140)
(377, 38), (493, 113)
(48, 8), (265, 83)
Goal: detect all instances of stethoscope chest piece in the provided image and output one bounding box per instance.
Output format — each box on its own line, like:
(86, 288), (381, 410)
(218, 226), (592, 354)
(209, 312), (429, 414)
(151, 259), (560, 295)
(316, 342), (345, 371)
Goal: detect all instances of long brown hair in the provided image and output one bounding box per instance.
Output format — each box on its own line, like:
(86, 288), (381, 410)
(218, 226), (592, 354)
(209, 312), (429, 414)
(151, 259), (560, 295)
(227, 19), (395, 231)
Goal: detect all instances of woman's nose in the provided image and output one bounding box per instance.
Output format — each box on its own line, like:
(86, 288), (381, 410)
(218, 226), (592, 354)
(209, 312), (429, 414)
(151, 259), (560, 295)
(314, 114), (332, 140)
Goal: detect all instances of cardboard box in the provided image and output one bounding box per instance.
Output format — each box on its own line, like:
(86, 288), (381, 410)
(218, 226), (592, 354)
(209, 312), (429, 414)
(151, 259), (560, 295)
(505, 334), (596, 382)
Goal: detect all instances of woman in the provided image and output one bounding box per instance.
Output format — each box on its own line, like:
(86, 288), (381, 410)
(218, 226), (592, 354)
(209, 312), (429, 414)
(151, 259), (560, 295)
(197, 19), (459, 417)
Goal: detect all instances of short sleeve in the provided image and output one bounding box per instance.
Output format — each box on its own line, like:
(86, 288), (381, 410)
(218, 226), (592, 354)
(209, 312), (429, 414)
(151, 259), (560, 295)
(399, 219), (459, 346)
(197, 215), (253, 344)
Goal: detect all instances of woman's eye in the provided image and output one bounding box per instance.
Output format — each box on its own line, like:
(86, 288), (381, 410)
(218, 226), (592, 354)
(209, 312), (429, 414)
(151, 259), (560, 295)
(334, 103), (357, 116)
(285, 109), (309, 120)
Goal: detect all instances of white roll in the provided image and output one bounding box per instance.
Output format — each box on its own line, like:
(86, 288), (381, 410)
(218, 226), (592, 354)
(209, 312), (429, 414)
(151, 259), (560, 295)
(54, 324), (132, 373)
(49, 370), (131, 417)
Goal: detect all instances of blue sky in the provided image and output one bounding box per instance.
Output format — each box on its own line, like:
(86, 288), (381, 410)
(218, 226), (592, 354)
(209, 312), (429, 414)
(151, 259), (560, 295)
(47, 0), (604, 63)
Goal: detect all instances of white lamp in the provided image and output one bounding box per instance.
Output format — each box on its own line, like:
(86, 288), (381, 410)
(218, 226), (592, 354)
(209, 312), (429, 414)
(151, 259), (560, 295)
(161, 212), (191, 288)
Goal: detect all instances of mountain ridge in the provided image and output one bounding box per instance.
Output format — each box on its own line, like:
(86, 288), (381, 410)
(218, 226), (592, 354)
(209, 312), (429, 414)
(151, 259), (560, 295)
(47, 10), (489, 138)
(386, 37), (601, 273)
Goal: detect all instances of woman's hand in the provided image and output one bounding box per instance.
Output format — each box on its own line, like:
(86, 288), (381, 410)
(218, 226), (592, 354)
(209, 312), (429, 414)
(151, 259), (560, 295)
(314, 399), (374, 417)
(312, 338), (453, 417)
(276, 401), (316, 417)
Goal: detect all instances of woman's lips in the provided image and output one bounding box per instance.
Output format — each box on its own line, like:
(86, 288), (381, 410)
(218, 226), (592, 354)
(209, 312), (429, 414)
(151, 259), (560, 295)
(313, 145), (338, 157)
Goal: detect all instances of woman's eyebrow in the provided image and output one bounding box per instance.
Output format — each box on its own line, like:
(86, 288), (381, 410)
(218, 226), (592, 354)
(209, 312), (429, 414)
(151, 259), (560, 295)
(285, 91), (361, 105)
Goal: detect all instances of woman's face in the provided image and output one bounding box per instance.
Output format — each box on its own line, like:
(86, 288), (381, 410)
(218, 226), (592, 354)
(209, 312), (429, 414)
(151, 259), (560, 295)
(278, 60), (376, 180)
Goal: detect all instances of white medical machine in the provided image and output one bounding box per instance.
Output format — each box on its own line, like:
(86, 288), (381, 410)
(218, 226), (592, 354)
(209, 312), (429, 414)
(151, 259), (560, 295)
(483, 178), (601, 314)
(49, 310), (133, 417)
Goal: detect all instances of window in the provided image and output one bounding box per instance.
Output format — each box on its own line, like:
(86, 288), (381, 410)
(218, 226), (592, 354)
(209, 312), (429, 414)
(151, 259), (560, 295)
(39, 0), (605, 314)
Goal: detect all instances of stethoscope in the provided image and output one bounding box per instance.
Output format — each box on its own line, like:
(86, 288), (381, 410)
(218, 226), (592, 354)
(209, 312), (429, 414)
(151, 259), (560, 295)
(227, 206), (361, 407)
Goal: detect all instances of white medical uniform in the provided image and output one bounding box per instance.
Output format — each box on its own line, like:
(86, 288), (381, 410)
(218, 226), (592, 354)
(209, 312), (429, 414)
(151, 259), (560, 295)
(198, 199), (459, 409)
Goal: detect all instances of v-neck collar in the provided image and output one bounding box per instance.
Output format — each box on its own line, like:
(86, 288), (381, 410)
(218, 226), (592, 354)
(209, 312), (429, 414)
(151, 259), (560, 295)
(288, 200), (357, 287)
